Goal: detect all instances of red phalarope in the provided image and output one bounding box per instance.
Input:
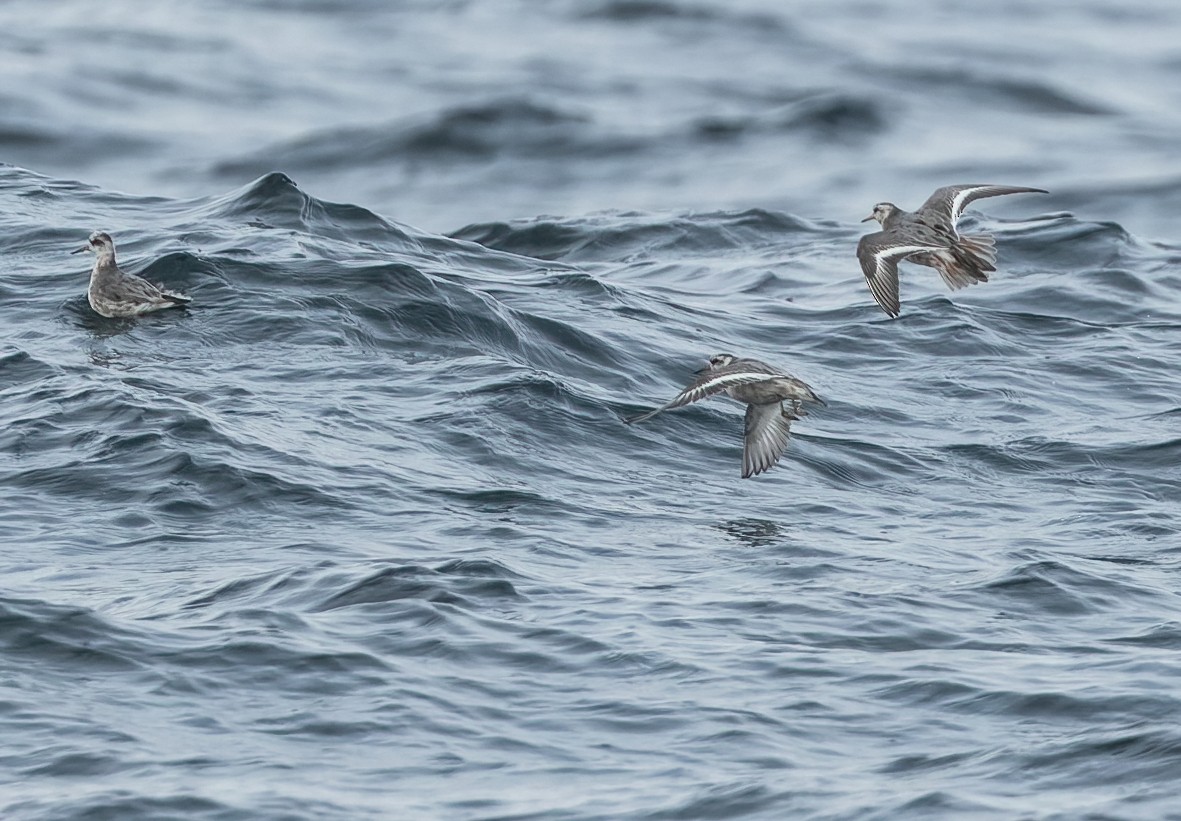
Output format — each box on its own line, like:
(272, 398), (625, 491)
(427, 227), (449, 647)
(857, 184), (1047, 317)
(72, 231), (191, 318)
(627, 353), (823, 479)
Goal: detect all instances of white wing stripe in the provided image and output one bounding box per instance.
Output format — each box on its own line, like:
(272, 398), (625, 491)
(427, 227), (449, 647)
(693, 370), (777, 393)
(950, 186), (991, 221)
(874, 244), (942, 266)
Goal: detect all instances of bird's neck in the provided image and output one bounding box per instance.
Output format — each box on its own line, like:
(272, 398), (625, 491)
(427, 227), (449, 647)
(93, 251), (117, 269)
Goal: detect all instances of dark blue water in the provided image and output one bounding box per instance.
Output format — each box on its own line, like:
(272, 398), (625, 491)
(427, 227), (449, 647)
(3, 2), (1181, 819)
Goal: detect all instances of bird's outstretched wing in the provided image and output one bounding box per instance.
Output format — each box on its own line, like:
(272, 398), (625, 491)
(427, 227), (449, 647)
(917, 185), (1048, 227)
(856, 233), (943, 318)
(742, 403), (793, 478)
(626, 364), (779, 424)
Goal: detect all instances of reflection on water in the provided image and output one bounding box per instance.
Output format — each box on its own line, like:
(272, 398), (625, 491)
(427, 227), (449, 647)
(716, 517), (790, 547)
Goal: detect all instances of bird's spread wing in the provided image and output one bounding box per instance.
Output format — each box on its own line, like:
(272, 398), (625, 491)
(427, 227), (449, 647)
(742, 403), (793, 478)
(626, 365), (779, 424)
(917, 185), (1048, 226)
(856, 233), (943, 318)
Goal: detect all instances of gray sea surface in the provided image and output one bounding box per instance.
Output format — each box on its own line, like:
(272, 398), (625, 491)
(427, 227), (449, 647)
(2, 1), (1180, 819)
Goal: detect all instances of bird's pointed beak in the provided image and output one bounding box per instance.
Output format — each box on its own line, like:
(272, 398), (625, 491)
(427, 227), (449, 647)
(860, 214), (875, 223)
(71, 245), (89, 255)
(694, 364), (711, 374)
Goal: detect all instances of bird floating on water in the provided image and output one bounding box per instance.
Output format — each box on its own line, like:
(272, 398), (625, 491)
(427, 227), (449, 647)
(856, 184), (1047, 318)
(72, 231), (191, 318)
(626, 353), (823, 479)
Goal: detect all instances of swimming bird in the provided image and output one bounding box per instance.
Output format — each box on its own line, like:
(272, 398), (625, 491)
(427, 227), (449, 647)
(72, 231), (191, 318)
(626, 353), (823, 478)
(857, 184), (1047, 317)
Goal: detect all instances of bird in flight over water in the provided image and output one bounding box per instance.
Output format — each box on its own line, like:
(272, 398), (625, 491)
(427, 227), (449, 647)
(857, 184), (1047, 317)
(627, 353), (824, 479)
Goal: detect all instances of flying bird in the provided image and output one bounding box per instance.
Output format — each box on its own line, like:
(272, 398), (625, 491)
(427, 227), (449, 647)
(627, 353), (823, 478)
(857, 184), (1047, 317)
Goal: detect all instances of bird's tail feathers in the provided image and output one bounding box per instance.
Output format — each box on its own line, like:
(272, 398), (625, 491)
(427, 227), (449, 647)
(955, 232), (997, 271)
(930, 244), (991, 291)
(790, 380), (826, 409)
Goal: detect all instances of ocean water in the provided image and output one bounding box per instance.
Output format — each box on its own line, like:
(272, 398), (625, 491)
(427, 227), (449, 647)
(2, 2), (1181, 820)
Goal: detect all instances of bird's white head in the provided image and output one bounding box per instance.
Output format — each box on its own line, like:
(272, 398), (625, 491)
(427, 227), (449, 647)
(699, 353), (736, 372)
(861, 203), (897, 225)
(72, 231), (115, 257)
